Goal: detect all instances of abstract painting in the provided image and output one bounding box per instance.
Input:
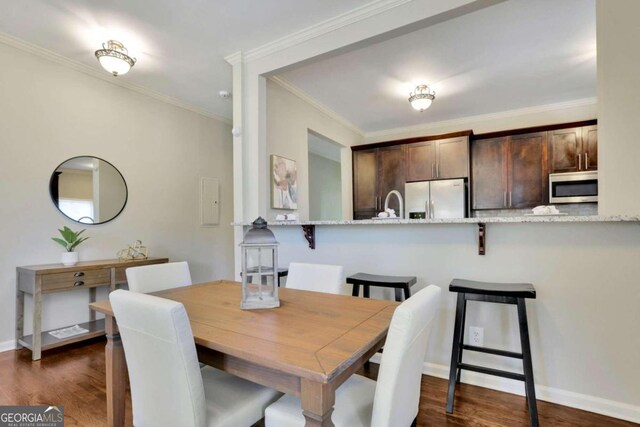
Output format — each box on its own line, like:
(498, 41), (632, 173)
(271, 155), (298, 209)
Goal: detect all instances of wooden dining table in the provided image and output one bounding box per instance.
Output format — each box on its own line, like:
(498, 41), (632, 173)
(89, 280), (399, 427)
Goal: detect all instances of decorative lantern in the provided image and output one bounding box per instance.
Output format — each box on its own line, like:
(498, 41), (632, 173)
(240, 217), (280, 310)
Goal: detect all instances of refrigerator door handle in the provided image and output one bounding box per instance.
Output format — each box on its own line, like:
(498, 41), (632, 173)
(430, 200), (435, 219)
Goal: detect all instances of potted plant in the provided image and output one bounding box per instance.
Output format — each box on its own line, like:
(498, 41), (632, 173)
(52, 226), (89, 266)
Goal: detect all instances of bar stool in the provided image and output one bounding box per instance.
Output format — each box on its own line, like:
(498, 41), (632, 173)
(347, 273), (417, 302)
(446, 278), (538, 426)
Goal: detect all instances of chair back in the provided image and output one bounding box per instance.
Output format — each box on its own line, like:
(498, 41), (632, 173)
(286, 262), (344, 294)
(109, 290), (206, 427)
(126, 261), (192, 293)
(371, 285), (441, 427)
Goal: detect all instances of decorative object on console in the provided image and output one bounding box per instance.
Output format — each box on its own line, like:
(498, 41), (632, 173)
(409, 84), (436, 111)
(51, 226), (89, 266)
(116, 240), (149, 261)
(94, 40), (136, 76)
(271, 155), (298, 209)
(240, 217), (280, 310)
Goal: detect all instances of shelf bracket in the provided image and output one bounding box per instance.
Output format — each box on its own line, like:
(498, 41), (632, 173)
(301, 225), (316, 250)
(478, 223), (486, 255)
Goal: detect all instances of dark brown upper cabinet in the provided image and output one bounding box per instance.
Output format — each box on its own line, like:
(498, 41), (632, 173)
(406, 136), (469, 181)
(549, 125), (597, 173)
(352, 146), (405, 219)
(472, 132), (548, 210)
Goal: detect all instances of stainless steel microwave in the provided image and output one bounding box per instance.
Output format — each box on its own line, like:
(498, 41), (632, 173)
(549, 171), (598, 204)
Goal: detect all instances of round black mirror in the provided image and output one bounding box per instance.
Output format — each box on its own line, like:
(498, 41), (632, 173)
(49, 156), (128, 225)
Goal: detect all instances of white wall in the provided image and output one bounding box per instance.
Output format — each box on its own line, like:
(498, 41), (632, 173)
(266, 79), (363, 221)
(0, 42), (234, 345)
(308, 152), (342, 221)
(274, 222), (640, 421)
(596, 0), (640, 215)
(365, 99), (597, 143)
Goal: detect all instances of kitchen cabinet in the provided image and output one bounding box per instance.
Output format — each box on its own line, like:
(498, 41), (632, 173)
(549, 125), (597, 173)
(352, 146), (405, 219)
(406, 136), (469, 181)
(472, 132), (548, 209)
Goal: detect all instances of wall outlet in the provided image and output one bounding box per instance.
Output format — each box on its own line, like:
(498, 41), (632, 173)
(469, 326), (484, 347)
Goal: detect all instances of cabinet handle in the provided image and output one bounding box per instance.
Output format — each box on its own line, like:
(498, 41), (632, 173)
(509, 192), (512, 208)
(585, 153), (589, 169)
(74, 281), (84, 287)
(436, 163), (440, 178)
(504, 192), (507, 208)
(74, 272), (84, 277)
(578, 154), (582, 171)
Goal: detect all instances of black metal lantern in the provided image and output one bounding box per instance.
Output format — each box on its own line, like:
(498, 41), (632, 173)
(240, 217), (280, 309)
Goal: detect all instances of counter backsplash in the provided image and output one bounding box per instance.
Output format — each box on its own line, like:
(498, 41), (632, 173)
(473, 203), (598, 218)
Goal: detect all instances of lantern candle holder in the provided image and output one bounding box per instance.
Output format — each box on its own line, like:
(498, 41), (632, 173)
(240, 217), (280, 310)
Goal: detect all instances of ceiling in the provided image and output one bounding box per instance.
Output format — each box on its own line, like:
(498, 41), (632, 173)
(0, 0), (374, 119)
(278, 0), (597, 133)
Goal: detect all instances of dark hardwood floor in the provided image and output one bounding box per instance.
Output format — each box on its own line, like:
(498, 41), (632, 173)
(0, 339), (635, 426)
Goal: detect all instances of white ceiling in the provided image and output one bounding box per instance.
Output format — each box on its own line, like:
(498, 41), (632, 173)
(278, 0), (597, 132)
(0, 0), (374, 119)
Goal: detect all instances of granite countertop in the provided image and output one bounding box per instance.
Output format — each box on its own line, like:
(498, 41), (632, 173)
(233, 215), (640, 226)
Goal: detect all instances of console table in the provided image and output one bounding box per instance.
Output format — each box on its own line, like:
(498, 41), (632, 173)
(16, 257), (168, 360)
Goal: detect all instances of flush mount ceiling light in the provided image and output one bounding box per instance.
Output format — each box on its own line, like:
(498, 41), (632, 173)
(408, 84), (436, 112)
(95, 40), (136, 77)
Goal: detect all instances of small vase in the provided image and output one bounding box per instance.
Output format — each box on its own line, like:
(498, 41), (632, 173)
(61, 252), (79, 266)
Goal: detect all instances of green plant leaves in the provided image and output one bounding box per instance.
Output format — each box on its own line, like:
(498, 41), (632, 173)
(52, 227), (89, 252)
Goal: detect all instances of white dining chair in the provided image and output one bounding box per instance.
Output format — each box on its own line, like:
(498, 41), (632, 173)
(126, 261), (192, 293)
(264, 285), (441, 427)
(109, 289), (282, 427)
(285, 262), (344, 294)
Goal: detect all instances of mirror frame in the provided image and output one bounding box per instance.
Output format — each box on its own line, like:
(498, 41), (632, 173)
(49, 155), (128, 225)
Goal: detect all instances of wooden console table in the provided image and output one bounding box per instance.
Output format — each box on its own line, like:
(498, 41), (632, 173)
(16, 257), (168, 360)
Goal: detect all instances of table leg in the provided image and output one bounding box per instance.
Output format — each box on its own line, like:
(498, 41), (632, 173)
(15, 289), (24, 349)
(105, 315), (127, 427)
(300, 378), (335, 427)
(32, 280), (42, 361)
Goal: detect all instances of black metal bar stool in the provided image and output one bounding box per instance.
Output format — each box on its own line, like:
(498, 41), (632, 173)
(347, 273), (417, 302)
(446, 278), (538, 426)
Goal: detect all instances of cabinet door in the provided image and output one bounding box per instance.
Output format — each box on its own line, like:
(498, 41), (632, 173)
(549, 128), (582, 173)
(582, 125), (597, 171)
(509, 133), (548, 208)
(406, 141), (436, 181)
(471, 137), (508, 209)
(353, 149), (378, 216)
(378, 146), (406, 213)
(436, 137), (469, 179)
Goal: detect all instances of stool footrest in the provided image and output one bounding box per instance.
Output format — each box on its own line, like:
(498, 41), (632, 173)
(458, 363), (525, 381)
(462, 344), (523, 359)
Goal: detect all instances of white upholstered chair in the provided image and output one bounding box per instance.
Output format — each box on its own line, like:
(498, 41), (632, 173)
(285, 262), (344, 294)
(109, 290), (282, 427)
(126, 261), (192, 293)
(264, 285), (441, 427)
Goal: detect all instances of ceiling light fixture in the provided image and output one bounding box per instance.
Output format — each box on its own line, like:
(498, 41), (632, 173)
(408, 85), (436, 112)
(95, 40), (136, 77)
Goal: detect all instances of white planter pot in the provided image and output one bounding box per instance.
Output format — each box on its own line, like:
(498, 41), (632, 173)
(61, 252), (79, 266)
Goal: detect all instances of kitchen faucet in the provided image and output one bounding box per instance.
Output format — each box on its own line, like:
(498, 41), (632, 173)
(384, 190), (404, 218)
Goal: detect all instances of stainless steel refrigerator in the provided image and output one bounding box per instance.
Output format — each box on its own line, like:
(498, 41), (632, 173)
(404, 179), (466, 219)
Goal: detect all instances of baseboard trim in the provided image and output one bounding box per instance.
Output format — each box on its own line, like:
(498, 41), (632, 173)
(369, 355), (639, 423)
(0, 340), (16, 353)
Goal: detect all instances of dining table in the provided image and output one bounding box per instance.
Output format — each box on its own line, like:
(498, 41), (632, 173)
(89, 280), (399, 427)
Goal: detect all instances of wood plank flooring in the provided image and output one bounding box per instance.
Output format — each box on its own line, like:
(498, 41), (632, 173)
(0, 339), (635, 426)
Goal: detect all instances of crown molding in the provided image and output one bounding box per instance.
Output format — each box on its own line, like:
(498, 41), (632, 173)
(269, 76), (365, 137)
(0, 31), (232, 124)
(224, 51), (243, 66)
(244, 0), (412, 62)
(365, 97), (598, 141)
